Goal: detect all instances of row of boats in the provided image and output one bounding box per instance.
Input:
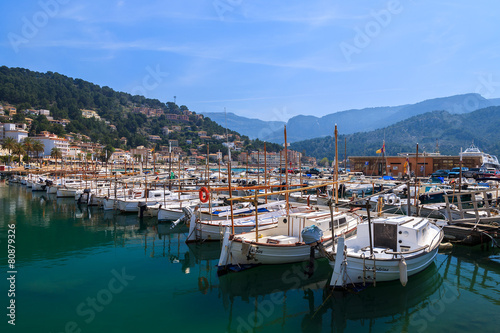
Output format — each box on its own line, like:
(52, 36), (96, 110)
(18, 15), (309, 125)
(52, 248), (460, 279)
(7, 167), (500, 290)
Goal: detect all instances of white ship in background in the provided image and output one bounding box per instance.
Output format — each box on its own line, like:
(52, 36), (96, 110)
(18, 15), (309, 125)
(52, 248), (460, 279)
(461, 144), (500, 170)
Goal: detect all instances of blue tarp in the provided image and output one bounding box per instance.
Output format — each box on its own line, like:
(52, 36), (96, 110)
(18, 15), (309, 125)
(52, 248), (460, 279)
(301, 225), (323, 244)
(382, 176), (395, 180)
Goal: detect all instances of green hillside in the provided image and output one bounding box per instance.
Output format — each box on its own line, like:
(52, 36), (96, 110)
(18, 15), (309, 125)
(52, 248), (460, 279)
(0, 66), (282, 154)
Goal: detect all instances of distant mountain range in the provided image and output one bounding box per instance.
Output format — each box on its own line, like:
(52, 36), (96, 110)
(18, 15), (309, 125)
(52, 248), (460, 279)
(200, 111), (286, 143)
(289, 106), (500, 161)
(202, 94), (500, 144)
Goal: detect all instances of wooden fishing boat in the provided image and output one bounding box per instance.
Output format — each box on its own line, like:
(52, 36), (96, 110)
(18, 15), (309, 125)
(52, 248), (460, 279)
(329, 215), (443, 289)
(217, 210), (360, 274)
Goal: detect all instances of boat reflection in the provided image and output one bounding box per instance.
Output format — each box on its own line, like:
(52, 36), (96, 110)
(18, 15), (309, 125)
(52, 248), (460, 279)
(312, 263), (443, 332)
(217, 258), (445, 333)
(219, 259), (331, 302)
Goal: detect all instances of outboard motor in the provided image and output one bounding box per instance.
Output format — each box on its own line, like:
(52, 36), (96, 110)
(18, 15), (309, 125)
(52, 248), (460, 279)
(171, 206), (193, 229)
(182, 206), (193, 220)
(301, 225), (326, 278)
(76, 190), (84, 204)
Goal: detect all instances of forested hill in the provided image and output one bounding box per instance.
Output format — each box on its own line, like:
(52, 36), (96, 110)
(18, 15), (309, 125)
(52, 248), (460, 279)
(290, 107), (500, 162)
(202, 93), (497, 143)
(0, 66), (282, 153)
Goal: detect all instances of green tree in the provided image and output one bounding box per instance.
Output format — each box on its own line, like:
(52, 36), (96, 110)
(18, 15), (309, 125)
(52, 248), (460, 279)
(319, 157), (329, 167)
(22, 137), (34, 163)
(2, 137), (16, 164)
(50, 147), (62, 170)
(32, 140), (45, 165)
(12, 142), (25, 165)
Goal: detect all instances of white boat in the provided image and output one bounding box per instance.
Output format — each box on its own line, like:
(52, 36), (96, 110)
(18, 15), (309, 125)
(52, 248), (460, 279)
(461, 143), (500, 170)
(57, 186), (80, 198)
(329, 215), (443, 289)
(117, 189), (196, 213)
(217, 210), (360, 273)
(186, 206), (311, 242)
(55, 179), (84, 197)
(198, 201), (286, 221)
(157, 199), (201, 220)
(31, 177), (50, 191)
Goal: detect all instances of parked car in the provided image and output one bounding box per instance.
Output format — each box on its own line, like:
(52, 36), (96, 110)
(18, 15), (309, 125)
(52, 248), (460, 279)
(463, 167), (481, 179)
(307, 168), (321, 175)
(430, 169), (450, 178)
(24, 164), (40, 170)
(448, 167), (468, 178)
(476, 168), (500, 179)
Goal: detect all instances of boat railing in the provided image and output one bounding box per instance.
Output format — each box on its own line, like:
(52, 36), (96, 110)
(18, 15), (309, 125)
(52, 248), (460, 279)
(427, 223), (445, 249)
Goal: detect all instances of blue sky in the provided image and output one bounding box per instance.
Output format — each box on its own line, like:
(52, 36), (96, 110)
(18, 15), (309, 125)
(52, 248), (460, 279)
(1, 0), (499, 121)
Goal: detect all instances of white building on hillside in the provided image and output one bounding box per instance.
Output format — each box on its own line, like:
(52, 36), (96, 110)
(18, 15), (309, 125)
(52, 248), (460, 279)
(1, 123), (28, 143)
(30, 132), (70, 157)
(81, 110), (101, 120)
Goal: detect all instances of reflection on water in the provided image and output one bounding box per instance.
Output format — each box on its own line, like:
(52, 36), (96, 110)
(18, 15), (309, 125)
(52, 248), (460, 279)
(1, 182), (499, 333)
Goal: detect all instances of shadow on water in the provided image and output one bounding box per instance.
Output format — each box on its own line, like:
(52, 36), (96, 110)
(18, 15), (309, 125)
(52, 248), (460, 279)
(4, 182), (500, 332)
(314, 264), (443, 333)
(217, 258), (444, 333)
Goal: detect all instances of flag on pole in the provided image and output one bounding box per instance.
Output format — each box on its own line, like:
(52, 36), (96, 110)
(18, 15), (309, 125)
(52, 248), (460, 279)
(404, 157), (410, 175)
(376, 142), (385, 154)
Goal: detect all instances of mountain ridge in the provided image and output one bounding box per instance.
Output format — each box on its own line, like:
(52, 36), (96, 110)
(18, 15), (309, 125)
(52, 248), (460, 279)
(289, 106), (500, 162)
(202, 93), (494, 143)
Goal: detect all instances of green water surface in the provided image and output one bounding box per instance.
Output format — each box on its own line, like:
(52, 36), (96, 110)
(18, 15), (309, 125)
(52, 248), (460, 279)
(1, 181), (499, 332)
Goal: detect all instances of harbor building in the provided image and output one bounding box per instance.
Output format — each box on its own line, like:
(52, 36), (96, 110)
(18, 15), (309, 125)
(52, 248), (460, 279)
(350, 153), (482, 177)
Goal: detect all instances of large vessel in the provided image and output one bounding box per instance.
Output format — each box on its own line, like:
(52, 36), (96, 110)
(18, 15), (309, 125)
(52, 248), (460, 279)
(461, 144), (500, 169)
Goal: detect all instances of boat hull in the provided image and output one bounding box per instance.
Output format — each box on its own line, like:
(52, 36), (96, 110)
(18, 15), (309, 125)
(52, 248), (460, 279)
(158, 208), (184, 221)
(331, 247), (439, 285)
(57, 187), (78, 198)
(224, 237), (336, 266)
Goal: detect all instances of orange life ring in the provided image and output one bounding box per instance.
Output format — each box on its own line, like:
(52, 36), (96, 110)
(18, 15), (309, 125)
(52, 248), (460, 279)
(199, 187), (209, 203)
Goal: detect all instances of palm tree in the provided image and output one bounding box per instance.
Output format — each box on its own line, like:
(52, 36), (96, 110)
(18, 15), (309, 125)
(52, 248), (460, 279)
(2, 137), (16, 165)
(32, 140), (45, 166)
(22, 137), (34, 163)
(12, 142), (25, 166)
(51, 147), (62, 171)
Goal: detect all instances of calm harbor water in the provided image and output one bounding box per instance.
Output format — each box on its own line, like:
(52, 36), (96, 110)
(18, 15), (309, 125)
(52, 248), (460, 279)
(1, 180), (500, 333)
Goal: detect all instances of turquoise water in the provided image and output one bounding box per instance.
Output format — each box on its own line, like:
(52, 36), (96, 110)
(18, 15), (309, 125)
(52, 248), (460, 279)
(1, 180), (500, 332)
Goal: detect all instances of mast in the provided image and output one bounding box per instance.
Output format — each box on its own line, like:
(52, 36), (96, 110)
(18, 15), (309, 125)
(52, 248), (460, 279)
(264, 142), (268, 204)
(335, 124), (339, 209)
(382, 140), (387, 176)
(344, 137), (347, 173)
(284, 126), (289, 215)
(225, 108), (235, 234)
(459, 147), (463, 193)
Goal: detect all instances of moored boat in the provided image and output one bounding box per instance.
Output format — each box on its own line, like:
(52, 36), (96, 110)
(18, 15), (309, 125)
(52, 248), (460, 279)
(217, 210), (360, 274)
(329, 215), (443, 289)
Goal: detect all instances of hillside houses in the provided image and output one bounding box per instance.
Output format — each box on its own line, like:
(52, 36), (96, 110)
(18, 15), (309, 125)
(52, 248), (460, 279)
(81, 109), (101, 120)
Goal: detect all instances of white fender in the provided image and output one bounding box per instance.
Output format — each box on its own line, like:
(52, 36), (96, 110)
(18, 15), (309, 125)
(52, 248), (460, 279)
(330, 236), (346, 288)
(217, 226), (232, 268)
(399, 257), (408, 287)
(186, 211), (198, 242)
